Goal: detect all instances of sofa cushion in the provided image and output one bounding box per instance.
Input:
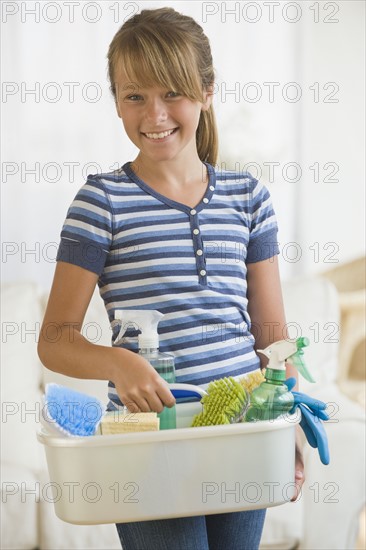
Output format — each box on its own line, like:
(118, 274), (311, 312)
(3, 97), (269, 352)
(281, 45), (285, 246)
(38, 470), (120, 550)
(0, 462), (39, 550)
(1, 282), (45, 471)
(300, 387), (365, 550)
(282, 276), (340, 394)
(260, 499), (303, 549)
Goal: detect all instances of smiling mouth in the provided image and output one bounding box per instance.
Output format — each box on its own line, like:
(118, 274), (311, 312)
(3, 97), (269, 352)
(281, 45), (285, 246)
(142, 128), (178, 140)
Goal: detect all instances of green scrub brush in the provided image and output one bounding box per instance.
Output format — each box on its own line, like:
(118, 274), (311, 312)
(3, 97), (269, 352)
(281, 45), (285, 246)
(191, 377), (249, 427)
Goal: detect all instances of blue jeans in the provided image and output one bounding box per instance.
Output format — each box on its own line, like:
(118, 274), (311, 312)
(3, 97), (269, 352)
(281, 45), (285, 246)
(116, 509), (266, 550)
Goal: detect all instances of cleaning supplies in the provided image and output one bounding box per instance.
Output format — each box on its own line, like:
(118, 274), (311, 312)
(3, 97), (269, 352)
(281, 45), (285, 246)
(190, 371), (265, 427)
(244, 337), (313, 422)
(100, 411), (160, 434)
(239, 369), (265, 394)
(42, 383), (105, 437)
(284, 377), (330, 465)
(241, 338), (331, 464)
(99, 386), (208, 435)
(114, 310), (176, 430)
(41, 383), (205, 437)
(191, 377), (248, 426)
(190, 370), (265, 427)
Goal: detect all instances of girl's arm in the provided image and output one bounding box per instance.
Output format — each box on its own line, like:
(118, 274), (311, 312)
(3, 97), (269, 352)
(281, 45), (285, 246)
(246, 255), (299, 387)
(246, 255), (304, 501)
(37, 261), (175, 413)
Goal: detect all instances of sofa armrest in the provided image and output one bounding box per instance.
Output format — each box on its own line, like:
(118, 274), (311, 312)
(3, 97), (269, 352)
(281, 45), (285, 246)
(299, 386), (365, 549)
(281, 276), (340, 395)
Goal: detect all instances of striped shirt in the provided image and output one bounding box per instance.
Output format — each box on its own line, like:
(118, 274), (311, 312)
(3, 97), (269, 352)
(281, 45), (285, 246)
(56, 161), (279, 407)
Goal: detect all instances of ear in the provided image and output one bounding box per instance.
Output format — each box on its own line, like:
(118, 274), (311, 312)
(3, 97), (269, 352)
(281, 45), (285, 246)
(201, 83), (215, 111)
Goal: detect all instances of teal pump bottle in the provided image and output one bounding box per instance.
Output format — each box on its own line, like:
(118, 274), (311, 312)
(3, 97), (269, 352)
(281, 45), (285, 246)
(245, 337), (313, 422)
(114, 310), (176, 430)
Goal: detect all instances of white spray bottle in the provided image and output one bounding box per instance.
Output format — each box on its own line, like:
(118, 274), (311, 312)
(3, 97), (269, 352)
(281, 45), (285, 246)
(114, 309), (176, 429)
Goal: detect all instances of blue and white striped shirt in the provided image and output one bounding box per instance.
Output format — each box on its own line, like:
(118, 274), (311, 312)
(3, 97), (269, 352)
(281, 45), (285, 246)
(56, 161), (279, 406)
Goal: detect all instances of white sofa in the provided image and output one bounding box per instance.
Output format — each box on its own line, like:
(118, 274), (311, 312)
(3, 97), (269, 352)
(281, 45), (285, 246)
(1, 276), (365, 550)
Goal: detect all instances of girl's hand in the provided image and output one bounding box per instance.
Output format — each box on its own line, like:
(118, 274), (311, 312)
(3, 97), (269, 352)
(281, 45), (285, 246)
(291, 442), (305, 502)
(112, 350), (176, 413)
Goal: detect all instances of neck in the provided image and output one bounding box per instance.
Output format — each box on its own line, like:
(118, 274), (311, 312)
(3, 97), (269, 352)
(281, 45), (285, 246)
(132, 156), (207, 188)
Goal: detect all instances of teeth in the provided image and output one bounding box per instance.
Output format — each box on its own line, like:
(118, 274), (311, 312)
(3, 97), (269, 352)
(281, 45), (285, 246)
(144, 129), (175, 139)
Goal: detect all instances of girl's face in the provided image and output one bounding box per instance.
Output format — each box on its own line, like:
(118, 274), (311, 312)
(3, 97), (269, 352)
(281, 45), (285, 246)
(115, 68), (212, 165)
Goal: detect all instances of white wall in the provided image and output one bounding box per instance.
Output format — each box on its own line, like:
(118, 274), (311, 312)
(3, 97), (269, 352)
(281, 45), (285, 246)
(1, 1), (364, 291)
(295, 1), (365, 276)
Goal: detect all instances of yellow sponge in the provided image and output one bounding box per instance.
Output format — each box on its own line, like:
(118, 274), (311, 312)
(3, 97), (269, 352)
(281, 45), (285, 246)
(239, 370), (265, 394)
(100, 411), (160, 434)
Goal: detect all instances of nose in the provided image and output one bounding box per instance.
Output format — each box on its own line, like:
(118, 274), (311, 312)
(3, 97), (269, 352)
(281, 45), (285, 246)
(144, 97), (168, 125)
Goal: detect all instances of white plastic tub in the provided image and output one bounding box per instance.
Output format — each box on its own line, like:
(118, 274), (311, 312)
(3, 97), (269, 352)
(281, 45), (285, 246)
(37, 403), (299, 525)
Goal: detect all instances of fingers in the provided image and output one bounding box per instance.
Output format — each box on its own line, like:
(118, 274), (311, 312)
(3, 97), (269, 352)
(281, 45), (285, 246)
(291, 447), (305, 502)
(113, 354), (176, 413)
(124, 394), (162, 413)
(124, 398), (151, 413)
(291, 469), (305, 502)
(121, 382), (175, 414)
(157, 384), (176, 408)
(144, 392), (165, 413)
(125, 381), (175, 412)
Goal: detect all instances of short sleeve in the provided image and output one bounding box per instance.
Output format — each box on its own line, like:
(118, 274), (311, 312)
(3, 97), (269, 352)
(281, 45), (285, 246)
(56, 177), (113, 275)
(246, 178), (279, 263)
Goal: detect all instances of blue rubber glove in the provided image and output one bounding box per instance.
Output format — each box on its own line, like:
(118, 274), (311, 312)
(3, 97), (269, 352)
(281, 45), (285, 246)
(285, 378), (329, 420)
(285, 378), (330, 465)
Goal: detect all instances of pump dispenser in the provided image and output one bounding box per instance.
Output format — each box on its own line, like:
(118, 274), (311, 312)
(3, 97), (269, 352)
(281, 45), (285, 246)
(114, 310), (176, 430)
(245, 337), (313, 422)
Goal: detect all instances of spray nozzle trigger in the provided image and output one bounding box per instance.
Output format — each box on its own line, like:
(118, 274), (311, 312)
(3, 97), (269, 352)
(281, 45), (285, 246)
(258, 337), (314, 383)
(288, 337), (314, 383)
(113, 309), (164, 348)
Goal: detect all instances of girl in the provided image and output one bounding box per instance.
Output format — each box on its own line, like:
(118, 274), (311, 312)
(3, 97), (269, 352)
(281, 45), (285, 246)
(38, 7), (304, 550)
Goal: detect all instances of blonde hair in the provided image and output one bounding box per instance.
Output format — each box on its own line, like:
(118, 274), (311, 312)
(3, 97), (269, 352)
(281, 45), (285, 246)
(107, 7), (218, 166)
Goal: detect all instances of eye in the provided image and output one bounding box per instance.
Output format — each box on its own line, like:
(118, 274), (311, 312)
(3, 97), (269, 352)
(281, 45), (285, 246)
(125, 94), (142, 101)
(167, 91), (181, 98)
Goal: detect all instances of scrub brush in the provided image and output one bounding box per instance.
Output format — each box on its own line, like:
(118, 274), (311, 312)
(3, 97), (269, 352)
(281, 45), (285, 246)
(42, 383), (106, 437)
(191, 371), (265, 427)
(191, 377), (249, 427)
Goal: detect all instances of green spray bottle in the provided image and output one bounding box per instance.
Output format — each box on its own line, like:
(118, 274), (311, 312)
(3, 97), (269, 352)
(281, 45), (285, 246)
(245, 337), (314, 422)
(114, 310), (176, 430)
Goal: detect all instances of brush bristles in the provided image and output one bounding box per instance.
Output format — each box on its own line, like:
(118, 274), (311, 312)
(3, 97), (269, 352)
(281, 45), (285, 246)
(191, 377), (248, 427)
(44, 384), (105, 437)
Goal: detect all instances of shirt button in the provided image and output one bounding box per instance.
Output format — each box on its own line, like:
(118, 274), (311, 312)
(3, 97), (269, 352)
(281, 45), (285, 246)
(193, 229), (200, 235)
(200, 269), (207, 276)
(203, 198), (209, 204)
(190, 209), (196, 215)
(196, 249), (203, 256)
(209, 185), (214, 191)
